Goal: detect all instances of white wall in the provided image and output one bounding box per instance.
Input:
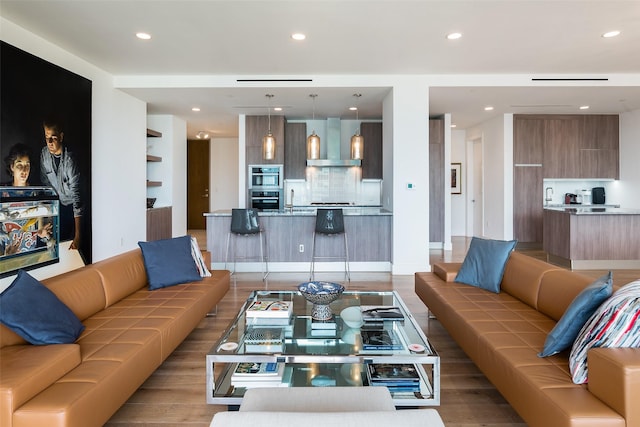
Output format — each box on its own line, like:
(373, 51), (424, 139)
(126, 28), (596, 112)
(451, 129), (467, 235)
(612, 109), (640, 209)
(210, 137), (240, 210)
(1, 18), (147, 291)
(390, 82), (430, 274)
(466, 115), (511, 240)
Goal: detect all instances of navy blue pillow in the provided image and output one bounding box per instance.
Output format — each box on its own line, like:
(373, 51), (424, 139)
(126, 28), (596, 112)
(538, 272), (613, 357)
(454, 237), (517, 293)
(0, 270), (85, 345)
(138, 235), (202, 290)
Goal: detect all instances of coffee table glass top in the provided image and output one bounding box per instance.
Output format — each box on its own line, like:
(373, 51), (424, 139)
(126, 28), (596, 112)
(206, 290), (440, 406)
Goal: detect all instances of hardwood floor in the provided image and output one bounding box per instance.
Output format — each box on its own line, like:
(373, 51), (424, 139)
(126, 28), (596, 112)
(105, 236), (638, 426)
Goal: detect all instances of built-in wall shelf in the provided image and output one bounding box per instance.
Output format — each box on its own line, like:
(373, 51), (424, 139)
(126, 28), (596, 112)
(146, 154), (162, 162)
(147, 180), (162, 187)
(147, 128), (162, 138)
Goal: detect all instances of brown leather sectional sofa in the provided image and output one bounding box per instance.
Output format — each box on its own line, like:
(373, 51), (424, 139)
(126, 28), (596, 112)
(415, 252), (640, 427)
(1, 249), (230, 427)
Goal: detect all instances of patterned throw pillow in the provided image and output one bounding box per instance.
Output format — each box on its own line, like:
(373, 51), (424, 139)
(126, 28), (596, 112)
(569, 280), (640, 384)
(190, 236), (211, 277)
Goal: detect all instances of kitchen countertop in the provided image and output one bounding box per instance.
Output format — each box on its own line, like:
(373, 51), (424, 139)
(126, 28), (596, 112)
(544, 206), (640, 215)
(205, 207), (392, 217)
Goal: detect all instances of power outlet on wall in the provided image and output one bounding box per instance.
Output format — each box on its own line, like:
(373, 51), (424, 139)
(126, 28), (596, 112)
(299, 244), (304, 253)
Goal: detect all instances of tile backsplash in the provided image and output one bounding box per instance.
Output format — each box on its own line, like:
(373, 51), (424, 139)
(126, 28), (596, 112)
(284, 167), (381, 206)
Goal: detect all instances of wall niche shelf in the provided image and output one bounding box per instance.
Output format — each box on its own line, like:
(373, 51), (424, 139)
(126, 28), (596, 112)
(146, 128), (163, 188)
(147, 180), (162, 187)
(146, 154), (162, 162)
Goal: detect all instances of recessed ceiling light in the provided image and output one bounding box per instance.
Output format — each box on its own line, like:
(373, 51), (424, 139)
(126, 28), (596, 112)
(274, 107), (283, 111)
(451, 124), (457, 128)
(349, 107), (358, 111)
(192, 107), (201, 112)
(602, 30), (621, 38)
(579, 105), (590, 110)
(484, 106), (494, 111)
(291, 33), (306, 41)
(447, 32), (462, 40)
(136, 32), (151, 40)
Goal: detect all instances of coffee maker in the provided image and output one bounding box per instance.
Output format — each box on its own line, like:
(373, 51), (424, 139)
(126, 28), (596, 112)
(592, 187), (606, 204)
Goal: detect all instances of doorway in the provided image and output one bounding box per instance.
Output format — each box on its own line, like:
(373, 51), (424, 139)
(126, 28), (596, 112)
(187, 139), (210, 229)
(471, 138), (484, 237)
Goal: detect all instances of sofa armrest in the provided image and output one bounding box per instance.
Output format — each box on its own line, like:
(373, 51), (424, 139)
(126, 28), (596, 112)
(432, 262), (462, 282)
(588, 347), (640, 426)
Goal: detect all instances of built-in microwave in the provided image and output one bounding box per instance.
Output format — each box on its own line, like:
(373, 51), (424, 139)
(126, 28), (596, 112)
(249, 189), (283, 211)
(248, 164), (283, 189)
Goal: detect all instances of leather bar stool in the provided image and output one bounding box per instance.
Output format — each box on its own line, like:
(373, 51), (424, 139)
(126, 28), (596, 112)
(225, 208), (268, 280)
(309, 208), (350, 281)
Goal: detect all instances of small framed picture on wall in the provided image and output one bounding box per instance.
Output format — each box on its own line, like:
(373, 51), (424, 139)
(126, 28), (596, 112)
(451, 163), (462, 194)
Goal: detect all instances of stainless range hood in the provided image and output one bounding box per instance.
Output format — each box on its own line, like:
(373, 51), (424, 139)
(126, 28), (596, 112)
(306, 117), (361, 167)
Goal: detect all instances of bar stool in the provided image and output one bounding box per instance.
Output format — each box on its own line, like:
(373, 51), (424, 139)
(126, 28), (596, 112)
(225, 208), (268, 280)
(309, 208), (350, 281)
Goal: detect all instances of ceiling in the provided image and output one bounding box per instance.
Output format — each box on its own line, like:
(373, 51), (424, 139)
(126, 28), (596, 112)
(2, 0), (639, 138)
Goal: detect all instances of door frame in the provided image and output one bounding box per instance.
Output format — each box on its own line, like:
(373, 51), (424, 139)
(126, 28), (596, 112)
(467, 136), (484, 237)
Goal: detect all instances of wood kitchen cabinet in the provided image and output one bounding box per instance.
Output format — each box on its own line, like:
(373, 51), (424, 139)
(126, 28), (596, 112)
(360, 122), (383, 179)
(429, 118), (444, 243)
(284, 121), (307, 179)
(513, 115), (545, 243)
(245, 115), (285, 165)
(543, 116), (581, 178)
(579, 115), (619, 179)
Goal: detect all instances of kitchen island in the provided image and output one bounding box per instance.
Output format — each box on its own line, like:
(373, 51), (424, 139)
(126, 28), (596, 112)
(205, 208), (392, 273)
(543, 207), (640, 269)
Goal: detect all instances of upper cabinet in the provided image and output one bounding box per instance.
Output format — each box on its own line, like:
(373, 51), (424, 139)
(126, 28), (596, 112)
(361, 122), (383, 179)
(284, 121), (307, 179)
(579, 115), (619, 179)
(514, 114), (619, 179)
(245, 115), (285, 165)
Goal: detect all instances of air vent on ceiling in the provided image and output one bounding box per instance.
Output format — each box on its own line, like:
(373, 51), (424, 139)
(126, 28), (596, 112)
(531, 78), (608, 81)
(236, 79), (313, 82)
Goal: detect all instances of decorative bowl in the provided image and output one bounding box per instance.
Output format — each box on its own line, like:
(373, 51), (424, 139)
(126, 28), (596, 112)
(298, 281), (345, 320)
(340, 306), (364, 329)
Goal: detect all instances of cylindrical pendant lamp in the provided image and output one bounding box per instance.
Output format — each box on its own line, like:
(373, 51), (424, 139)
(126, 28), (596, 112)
(263, 94), (276, 160)
(307, 94), (320, 159)
(350, 94), (364, 160)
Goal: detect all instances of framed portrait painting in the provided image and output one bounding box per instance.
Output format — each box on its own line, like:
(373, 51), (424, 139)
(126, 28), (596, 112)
(451, 163), (462, 195)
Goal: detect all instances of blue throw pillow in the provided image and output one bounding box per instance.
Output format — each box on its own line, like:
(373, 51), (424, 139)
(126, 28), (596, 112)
(0, 270), (85, 345)
(539, 272), (613, 357)
(138, 235), (203, 290)
(454, 237), (517, 293)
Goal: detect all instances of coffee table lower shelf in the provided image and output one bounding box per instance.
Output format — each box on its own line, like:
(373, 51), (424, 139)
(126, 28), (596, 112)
(207, 362), (438, 407)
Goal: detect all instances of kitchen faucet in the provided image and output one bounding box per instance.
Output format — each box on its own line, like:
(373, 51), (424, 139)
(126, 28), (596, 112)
(545, 187), (553, 204)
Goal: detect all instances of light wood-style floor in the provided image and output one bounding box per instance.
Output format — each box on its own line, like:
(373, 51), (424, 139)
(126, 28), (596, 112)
(105, 235), (639, 427)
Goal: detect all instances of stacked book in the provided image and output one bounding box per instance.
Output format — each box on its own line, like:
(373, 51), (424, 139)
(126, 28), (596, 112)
(360, 327), (403, 351)
(245, 300), (292, 326)
(366, 363), (421, 393)
(309, 318), (337, 337)
(360, 306), (404, 323)
(230, 362), (288, 389)
(243, 326), (285, 353)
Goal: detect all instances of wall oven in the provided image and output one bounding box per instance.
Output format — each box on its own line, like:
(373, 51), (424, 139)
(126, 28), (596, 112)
(248, 164), (283, 211)
(249, 189), (283, 211)
(248, 164), (283, 189)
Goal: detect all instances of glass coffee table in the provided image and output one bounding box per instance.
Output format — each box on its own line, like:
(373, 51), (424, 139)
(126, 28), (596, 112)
(206, 290), (440, 407)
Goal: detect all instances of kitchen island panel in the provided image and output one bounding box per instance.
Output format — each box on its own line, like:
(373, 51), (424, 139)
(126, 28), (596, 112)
(543, 208), (640, 269)
(205, 211), (392, 270)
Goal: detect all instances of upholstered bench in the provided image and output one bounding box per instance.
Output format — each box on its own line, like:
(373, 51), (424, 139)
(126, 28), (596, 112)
(209, 387), (445, 426)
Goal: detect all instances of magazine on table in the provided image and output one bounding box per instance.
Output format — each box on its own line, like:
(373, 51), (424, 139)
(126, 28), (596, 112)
(231, 362), (285, 381)
(360, 328), (403, 350)
(360, 305), (404, 322)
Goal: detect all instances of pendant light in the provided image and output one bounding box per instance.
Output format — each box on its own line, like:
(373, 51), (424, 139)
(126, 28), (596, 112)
(307, 94), (320, 160)
(262, 94), (276, 160)
(350, 93), (364, 160)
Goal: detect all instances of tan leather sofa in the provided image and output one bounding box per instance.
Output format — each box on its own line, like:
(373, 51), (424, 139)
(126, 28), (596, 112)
(1, 249), (230, 427)
(415, 252), (640, 427)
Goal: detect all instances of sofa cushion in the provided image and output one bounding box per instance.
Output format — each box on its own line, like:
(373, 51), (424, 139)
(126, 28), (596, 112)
(454, 237), (517, 293)
(138, 235), (202, 290)
(0, 270), (85, 345)
(538, 272), (613, 357)
(190, 236), (212, 277)
(570, 279), (640, 384)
